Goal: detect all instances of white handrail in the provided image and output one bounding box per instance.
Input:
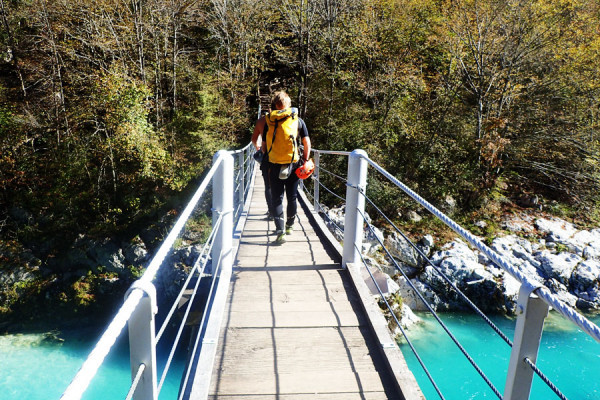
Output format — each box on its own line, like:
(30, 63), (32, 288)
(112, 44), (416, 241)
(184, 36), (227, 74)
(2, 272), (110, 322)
(313, 149), (351, 156)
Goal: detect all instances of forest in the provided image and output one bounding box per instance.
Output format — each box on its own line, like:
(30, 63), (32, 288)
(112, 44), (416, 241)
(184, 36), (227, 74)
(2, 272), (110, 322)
(1, 0), (599, 324)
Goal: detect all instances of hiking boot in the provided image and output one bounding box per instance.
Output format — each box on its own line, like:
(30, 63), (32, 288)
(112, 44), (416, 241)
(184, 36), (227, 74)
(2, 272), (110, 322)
(285, 225), (293, 235)
(274, 231), (286, 245)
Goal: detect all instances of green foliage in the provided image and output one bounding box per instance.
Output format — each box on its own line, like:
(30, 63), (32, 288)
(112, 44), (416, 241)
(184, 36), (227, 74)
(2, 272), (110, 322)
(128, 265), (144, 280)
(169, 72), (239, 189)
(379, 291), (404, 332)
(94, 66), (171, 183)
(554, 243), (570, 254)
(72, 277), (95, 308)
(184, 213), (212, 244)
(2, 0), (600, 324)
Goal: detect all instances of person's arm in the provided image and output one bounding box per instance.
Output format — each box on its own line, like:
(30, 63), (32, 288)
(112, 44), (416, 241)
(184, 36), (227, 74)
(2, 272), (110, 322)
(251, 117), (265, 151)
(298, 118), (311, 161)
(302, 136), (311, 161)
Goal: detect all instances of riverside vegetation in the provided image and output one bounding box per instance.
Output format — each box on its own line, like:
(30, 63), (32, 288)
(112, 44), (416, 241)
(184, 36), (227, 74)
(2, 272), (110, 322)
(1, 0), (600, 331)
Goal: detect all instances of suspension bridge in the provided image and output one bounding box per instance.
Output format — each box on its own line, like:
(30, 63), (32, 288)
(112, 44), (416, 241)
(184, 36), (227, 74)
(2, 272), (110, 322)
(60, 144), (600, 400)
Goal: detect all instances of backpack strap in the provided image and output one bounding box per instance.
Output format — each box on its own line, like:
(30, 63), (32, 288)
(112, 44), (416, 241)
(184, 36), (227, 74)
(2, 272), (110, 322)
(290, 128), (297, 165)
(266, 119), (279, 158)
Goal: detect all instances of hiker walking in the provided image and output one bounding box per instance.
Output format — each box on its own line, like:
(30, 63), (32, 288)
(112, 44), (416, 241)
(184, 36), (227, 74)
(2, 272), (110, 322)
(264, 91), (311, 244)
(251, 112), (273, 220)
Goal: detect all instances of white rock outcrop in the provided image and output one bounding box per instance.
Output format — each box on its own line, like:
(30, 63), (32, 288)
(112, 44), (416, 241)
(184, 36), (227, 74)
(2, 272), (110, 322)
(323, 206), (600, 315)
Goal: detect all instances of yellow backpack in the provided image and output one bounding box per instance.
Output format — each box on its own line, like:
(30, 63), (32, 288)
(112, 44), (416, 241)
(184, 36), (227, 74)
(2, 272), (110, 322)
(265, 108), (299, 164)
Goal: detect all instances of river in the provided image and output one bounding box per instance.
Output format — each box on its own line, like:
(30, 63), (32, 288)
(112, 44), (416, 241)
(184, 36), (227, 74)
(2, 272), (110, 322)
(0, 326), (185, 399)
(400, 311), (600, 399)
(1, 311), (599, 399)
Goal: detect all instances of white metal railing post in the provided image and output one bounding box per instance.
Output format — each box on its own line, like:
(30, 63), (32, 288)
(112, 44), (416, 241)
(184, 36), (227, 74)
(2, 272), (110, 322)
(126, 280), (158, 400)
(504, 283), (549, 400)
(313, 151), (320, 210)
(238, 151), (245, 207)
(342, 149), (368, 268)
(212, 150), (234, 275)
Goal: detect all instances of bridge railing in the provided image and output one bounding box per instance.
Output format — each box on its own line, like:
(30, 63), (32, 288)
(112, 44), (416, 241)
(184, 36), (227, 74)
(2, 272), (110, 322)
(303, 148), (600, 400)
(61, 143), (256, 400)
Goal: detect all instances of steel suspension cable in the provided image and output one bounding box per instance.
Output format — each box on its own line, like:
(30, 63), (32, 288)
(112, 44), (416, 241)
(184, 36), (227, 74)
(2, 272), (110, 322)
(317, 164), (347, 183)
(524, 358), (568, 400)
(317, 179), (346, 203)
(354, 244), (446, 400)
(357, 185), (513, 347)
(357, 207), (504, 399)
(303, 188), (343, 235)
(138, 156), (222, 285)
(125, 364), (146, 400)
(303, 186), (315, 203)
(320, 210), (344, 235)
(306, 181), (345, 235)
(157, 215), (223, 392)
(178, 243), (227, 400)
(156, 215), (221, 342)
(157, 252), (208, 391)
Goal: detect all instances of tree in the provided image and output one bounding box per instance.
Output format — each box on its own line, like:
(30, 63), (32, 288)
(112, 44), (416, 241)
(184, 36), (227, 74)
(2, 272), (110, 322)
(279, 0), (318, 117)
(443, 0), (568, 190)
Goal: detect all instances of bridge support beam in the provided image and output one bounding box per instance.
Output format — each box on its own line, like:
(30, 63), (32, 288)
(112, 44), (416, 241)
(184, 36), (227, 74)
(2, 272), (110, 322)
(237, 151), (245, 212)
(504, 283), (549, 400)
(313, 151), (320, 211)
(126, 280), (158, 400)
(211, 150), (234, 275)
(342, 149), (368, 268)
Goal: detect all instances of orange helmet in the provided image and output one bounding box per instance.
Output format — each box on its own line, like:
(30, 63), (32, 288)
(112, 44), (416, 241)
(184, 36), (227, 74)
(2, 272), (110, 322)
(295, 158), (315, 179)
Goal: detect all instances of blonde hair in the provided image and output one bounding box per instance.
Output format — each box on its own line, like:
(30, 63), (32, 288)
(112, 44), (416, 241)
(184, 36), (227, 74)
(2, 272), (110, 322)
(270, 91), (291, 110)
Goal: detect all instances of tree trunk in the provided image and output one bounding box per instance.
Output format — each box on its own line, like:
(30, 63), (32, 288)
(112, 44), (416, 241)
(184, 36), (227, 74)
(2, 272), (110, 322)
(41, 0), (70, 146)
(132, 0), (146, 84)
(0, 0), (26, 97)
(171, 13), (178, 115)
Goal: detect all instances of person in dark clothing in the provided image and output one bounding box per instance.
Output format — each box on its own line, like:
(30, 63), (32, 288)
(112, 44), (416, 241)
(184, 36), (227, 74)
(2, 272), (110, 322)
(263, 91), (311, 244)
(251, 113), (273, 219)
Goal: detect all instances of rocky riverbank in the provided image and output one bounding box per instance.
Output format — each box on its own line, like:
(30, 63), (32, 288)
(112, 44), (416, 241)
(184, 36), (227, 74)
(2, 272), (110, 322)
(0, 225), (200, 331)
(323, 206), (600, 331)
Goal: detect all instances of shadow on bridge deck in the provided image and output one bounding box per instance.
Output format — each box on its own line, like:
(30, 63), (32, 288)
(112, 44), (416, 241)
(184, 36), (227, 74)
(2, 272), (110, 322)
(184, 170), (423, 400)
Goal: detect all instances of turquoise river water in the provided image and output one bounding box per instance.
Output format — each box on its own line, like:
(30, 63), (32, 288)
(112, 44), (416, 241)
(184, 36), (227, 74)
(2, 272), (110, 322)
(399, 311), (600, 399)
(0, 327), (185, 400)
(1, 311), (599, 399)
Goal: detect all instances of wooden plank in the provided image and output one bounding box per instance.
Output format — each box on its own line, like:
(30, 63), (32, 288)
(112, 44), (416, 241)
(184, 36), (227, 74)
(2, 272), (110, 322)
(211, 371), (392, 396)
(227, 299), (358, 313)
(223, 310), (363, 328)
(208, 393), (389, 400)
(210, 327), (391, 395)
(229, 269), (347, 287)
(215, 327), (388, 370)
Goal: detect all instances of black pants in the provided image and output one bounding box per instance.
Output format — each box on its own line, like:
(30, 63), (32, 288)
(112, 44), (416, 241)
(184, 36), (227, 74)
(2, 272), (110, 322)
(268, 162), (300, 232)
(260, 161), (273, 216)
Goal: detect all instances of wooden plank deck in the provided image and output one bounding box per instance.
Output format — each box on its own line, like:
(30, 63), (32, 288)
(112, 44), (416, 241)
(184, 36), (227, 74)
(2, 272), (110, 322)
(187, 170), (423, 399)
